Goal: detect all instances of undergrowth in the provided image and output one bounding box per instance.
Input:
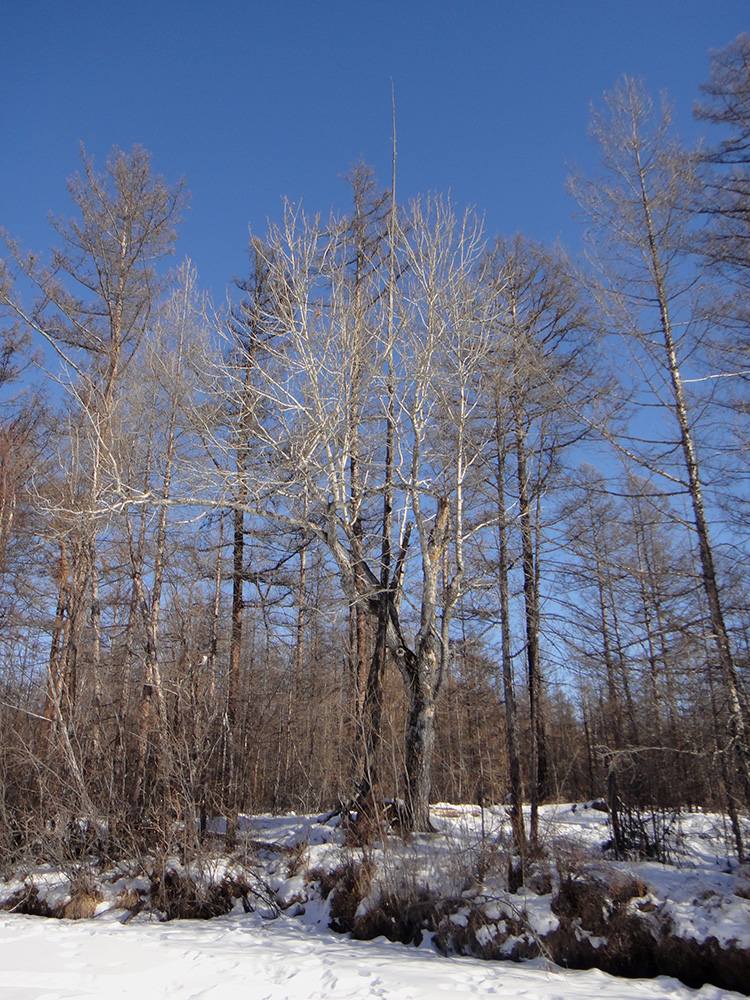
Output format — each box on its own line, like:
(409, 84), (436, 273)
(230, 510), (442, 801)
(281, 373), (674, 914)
(2, 806), (750, 994)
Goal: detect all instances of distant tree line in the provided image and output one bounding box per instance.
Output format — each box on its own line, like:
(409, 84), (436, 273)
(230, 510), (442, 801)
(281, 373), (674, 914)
(1, 38), (749, 873)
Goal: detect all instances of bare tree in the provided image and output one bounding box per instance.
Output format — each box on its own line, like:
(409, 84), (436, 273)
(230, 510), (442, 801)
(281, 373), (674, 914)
(570, 77), (750, 808)
(694, 35), (750, 535)
(695, 34), (750, 287)
(0, 145), (186, 814)
(121, 263), (208, 811)
(199, 189), (492, 831)
(479, 235), (594, 846)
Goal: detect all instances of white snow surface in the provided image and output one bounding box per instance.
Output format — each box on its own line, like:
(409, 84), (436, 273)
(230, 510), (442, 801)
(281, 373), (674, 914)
(0, 905), (739, 1000)
(1, 802), (748, 1000)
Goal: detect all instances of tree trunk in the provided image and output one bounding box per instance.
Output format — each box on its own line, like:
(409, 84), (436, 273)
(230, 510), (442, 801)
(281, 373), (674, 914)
(513, 401), (547, 843)
(494, 412), (526, 883)
(636, 152), (750, 805)
(229, 503), (244, 726)
(402, 647), (438, 832)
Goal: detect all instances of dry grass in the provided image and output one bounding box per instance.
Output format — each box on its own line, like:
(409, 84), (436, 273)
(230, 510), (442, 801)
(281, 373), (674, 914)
(60, 890), (102, 920)
(328, 855), (377, 931)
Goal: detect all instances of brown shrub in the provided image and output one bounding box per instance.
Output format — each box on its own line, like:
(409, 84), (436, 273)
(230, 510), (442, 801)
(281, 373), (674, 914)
(115, 888), (144, 916)
(59, 890), (102, 920)
(1, 884), (52, 917)
(341, 797), (405, 848)
(351, 883), (443, 946)
(552, 871), (648, 933)
(435, 904), (512, 959)
(328, 856), (376, 932)
(553, 876), (611, 936)
(657, 932), (750, 994)
(2, 877), (104, 920)
(149, 868), (245, 920)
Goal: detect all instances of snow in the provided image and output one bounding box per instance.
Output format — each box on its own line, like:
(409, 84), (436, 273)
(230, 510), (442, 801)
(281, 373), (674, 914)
(0, 906), (741, 1000)
(1, 802), (748, 1000)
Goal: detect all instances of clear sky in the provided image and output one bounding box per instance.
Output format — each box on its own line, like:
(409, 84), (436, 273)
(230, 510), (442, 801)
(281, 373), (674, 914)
(2, 1), (749, 300)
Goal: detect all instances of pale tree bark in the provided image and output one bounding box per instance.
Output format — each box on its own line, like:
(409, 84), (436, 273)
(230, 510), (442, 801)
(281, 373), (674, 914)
(201, 190), (489, 832)
(375, 195), (489, 831)
(571, 78), (750, 807)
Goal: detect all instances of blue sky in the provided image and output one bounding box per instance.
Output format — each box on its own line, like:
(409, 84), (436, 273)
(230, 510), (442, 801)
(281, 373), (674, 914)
(2, 1), (749, 300)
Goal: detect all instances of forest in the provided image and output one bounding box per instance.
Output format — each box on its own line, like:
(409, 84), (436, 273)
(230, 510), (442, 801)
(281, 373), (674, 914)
(0, 35), (749, 875)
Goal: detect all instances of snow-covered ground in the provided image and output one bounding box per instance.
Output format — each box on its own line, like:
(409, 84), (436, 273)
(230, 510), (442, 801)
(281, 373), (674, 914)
(0, 900), (741, 1000)
(1, 803), (748, 1000)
